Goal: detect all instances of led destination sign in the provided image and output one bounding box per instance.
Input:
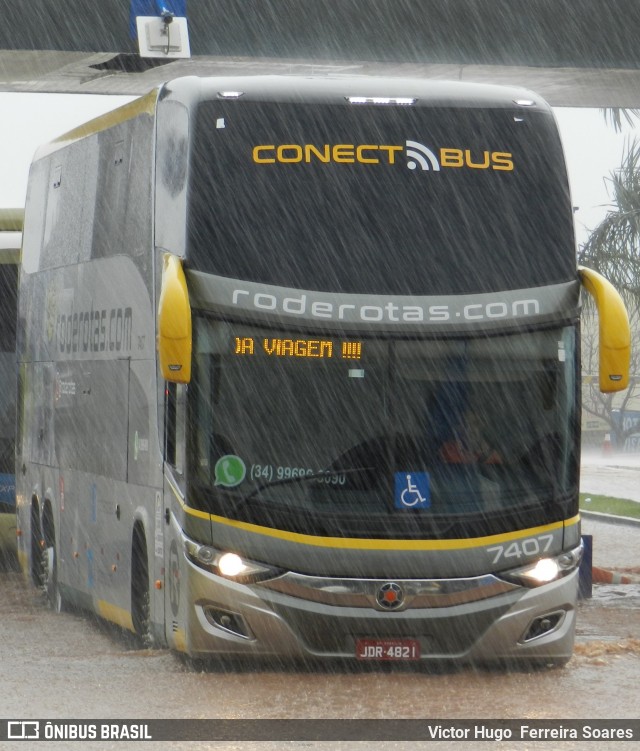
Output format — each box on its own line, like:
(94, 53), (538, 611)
(234, 337), (362, 360)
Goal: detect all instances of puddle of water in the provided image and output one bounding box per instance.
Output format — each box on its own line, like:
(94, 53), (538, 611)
(589, 583), (640, 608)
(574, 639), (640, 658)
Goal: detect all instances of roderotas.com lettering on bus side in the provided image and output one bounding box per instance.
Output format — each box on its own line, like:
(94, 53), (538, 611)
(55, 306), (133, 354)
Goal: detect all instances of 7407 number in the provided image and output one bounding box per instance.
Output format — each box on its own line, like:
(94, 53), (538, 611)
(487, 534), (553, 564)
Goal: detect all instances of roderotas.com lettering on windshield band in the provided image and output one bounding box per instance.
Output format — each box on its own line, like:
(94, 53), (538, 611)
(231, 288), (540, 324)
(56, 306), (133, 354)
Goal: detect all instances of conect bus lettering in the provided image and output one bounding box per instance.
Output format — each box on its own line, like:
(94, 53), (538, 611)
(17, 75), (630, 669)
(252, 143), (515, 170)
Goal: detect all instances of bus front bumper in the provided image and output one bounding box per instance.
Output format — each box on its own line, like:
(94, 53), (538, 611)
(178, 558), (579, 667)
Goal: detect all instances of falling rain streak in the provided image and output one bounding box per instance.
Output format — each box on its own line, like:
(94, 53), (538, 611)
(3, 3), (640, 741)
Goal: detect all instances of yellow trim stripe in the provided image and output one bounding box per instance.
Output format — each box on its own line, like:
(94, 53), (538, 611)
(55, 90), (157, 144)
(17, 549), (28, 574)
(172, 629), (188, 653)
(34, 90), (158, 161)
(97, 599), (135, 633)
(177, 489), (579, 551)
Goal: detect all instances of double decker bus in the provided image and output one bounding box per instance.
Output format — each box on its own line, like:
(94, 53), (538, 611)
(0, 210), (20, 563)
(16, 76), (630, 666)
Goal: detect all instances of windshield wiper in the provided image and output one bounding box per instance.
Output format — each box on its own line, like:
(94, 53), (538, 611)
(228, 467), (375, 515)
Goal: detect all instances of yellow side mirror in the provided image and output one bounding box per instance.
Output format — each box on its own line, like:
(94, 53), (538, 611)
(158, 254), (192, 383)
(579, 266), (630, 393)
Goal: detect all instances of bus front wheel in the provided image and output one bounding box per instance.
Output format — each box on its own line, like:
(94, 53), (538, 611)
(131, 524), (153, 648)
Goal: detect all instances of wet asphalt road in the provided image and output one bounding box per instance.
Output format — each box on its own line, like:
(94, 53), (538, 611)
(581, 516), (640, 571)
(0, 516), (639, 751)
(0, 458), (638, 750)
(580, 453), (640, 505)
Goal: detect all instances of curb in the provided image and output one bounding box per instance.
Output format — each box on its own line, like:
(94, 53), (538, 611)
(592, 566), (640, 585)
(580, 509), (640, 528)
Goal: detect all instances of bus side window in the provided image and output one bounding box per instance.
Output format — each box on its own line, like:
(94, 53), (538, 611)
(165, 382), (186, 476)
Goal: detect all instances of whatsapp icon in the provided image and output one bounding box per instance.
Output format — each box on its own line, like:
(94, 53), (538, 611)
(214, 455), (247, 487)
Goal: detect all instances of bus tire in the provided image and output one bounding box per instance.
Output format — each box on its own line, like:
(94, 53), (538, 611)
(41, 501), (65, 613)
(30, 498), (44, 588)
(131, 523), (153, 648)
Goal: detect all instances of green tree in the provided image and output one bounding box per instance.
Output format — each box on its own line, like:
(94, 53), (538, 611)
(578, 138), (640, 303)
(601, 107), (640, 135)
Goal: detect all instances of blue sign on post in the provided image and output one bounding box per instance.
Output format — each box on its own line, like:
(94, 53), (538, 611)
(0, 473), (15, 507)
(579, 535), (593, 600)
(130, 0), (187, 39)
(394, 472), (431, 510)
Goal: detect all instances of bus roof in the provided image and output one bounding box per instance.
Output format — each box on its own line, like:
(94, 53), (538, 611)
(31, 74), (554, 163)
(160, 75), (551, 113)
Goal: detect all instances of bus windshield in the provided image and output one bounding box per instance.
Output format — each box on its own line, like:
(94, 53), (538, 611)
(187, 317), (578, 538)
(188, 101), (576, 296)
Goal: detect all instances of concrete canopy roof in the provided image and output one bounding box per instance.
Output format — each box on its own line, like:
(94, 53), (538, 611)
(2, 0), (640, 106)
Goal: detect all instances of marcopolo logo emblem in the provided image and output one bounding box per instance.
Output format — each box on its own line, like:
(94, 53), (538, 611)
(376, 582), (405, 611)
(406, 140), (440, 171)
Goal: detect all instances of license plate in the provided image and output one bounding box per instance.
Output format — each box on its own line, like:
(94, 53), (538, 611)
(356, 638), (421, 661)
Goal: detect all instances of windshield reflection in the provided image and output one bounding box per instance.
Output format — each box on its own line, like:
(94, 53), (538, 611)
(186, 319), (578, 534)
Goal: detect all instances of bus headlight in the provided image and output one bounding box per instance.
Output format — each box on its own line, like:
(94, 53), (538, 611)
(499, 541), (583, 588)
(184, 538), (281, 583)
(218, 552), (245, 577)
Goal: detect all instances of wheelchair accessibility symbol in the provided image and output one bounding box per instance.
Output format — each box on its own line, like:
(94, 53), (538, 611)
(395, 472), (431, 509)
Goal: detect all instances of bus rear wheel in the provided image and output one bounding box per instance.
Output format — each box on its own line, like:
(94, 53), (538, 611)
(30, 499), (44, 587)
(41, 502), (64, 613)
(41, 545), (63, 612)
